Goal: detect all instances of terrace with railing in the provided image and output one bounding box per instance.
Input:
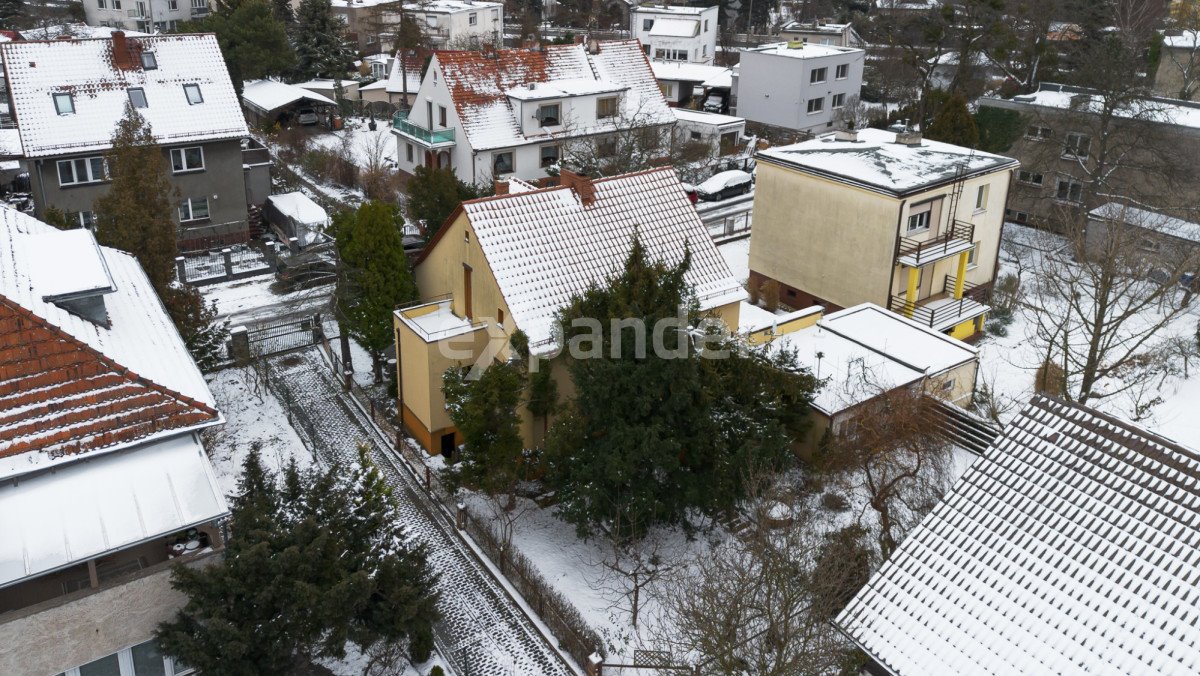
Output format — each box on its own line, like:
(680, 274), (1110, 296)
(897, 220), (976, 267)
(392, 110), (456, 146)
(888, 274), (991, 331)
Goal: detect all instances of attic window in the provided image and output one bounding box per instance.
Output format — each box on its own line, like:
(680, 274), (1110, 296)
(53, 92), (74, 115)
(128, 87), (148, 109)
(140, 51), (157, 69)
(183, 84), (204, 105)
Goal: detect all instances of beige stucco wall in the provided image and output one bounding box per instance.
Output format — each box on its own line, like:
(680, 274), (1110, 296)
(926, 361), (979, 407)
(749, 161), (901, 307)
(0, 553), (219, 676)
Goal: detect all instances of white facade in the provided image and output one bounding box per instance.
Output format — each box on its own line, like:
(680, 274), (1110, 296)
(733, 42), (865, 134)
(631, 4), (719, 64)
(402, 0), (503, 47)
(81, 0), (212, 32)
(673, 108), (744, 155)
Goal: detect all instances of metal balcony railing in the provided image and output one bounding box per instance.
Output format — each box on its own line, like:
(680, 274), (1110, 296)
(888, 275), (991, 330)
(392, 111), (455, 145)
(897, 220), (975, 266)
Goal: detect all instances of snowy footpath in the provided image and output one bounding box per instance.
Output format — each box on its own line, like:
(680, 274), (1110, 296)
(265, 349), (577, 676)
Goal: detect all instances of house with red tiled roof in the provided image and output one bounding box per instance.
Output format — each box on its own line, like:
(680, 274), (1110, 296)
(391, 39), (675, 186)
(393, 167), (746, 454)
(0, 206), (228, 676)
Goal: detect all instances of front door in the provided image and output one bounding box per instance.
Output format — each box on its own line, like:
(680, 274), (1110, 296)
(440, 432), (456, 459)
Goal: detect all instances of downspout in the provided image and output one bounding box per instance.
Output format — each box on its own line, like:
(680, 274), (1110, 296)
(886, 199), (907, 304)
(35, 159), (47, 215)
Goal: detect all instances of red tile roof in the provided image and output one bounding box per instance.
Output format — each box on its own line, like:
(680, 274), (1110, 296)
(0, 298), (217, 461)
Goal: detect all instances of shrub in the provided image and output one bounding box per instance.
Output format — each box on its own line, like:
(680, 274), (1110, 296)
(1034, 360), (1066, 396)
(820, 491), (849, 512)
(429, 667), (445, 676)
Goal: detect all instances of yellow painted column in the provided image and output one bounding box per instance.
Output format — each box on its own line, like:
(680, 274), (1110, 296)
(953, 251), (969, 300)
(904, 266), (920, 317)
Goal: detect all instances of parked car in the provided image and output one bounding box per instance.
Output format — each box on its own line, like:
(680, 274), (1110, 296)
(702, 91), (728, 114)
(296, 107), (319, 125)
(275, 245), (337, 290)
(696, 170), (753, 202)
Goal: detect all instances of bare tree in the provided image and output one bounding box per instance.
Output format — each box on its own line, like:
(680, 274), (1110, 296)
(557, 101), (673, 177)
(1160, 5), (1200, 100)
(591, 531), (676, 629)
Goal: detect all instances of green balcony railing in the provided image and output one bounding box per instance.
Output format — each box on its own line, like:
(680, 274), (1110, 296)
(392, 111), (455, 145)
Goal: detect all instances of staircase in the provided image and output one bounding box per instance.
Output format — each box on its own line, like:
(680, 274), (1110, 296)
(930, 398), (1001, 456)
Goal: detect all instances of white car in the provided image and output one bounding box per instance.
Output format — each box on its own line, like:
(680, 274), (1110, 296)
(695, 170), (753, 202)
(296, 107), (319, 125)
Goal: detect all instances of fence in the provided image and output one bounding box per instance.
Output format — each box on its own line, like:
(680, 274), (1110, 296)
(176, 245), (274, 286)
(317, 337), (605, 672)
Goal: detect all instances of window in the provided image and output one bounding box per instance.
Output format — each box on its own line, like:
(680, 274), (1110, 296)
(178, 197), (210, 222)
(438, 105), (447, 127)
(468, 12), (477, 25)
(170, 146), (204, 172)
(190, 0), (205, 7)
(406, 143), (414, 162)
(1056, 178), (1083, 203)
(127, 87), (148, 108)
(702, 45), (707, 58)
(835, 63), (849, 79)
(597, 97), (618, 119)
(168, 0), (177, 9)
(492, 151), (514, 175)
(1063, 132), (1091, 159)
(975, 184), (989, 210)
(806, 97), (824, 114)
(497, 307), (504, 324)
(643, 44), (651, 55)
(113, 0), (121, 8)
(137, 1), (146, 15)
(642, 18), (654, 31)
(703, 19), (708, 32)
(655, 48), (687, 61)
(689, 130), (702, 141)
(140, 51), (157, 69)
(57, 157), (107, 186)
(907, 209), (931, 233)
(540, 144), (558, 168)
(53, 92), (74, 115)
(97, 0), (106, 8)
(57, 640), (191, 676)
(659, 82), (673, 97)
(810, 67), (827, 83)
(1025, 125), (1052, 140)
(596, 136), (617, 157)
(1017, 169), (1044, 186)
(183, 84), (203, 105)
(967, 242), (979, 267)
(832, 93), (845, 108)
(536, 103), (559, 127)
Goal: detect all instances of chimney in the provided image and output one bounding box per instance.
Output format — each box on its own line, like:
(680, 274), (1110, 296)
(834, 129), (858, 142)
(559, 168), (596, 206)
(494, 179), (509, 196)
(586, 37), (601, 55)
(574, 33), (586, 45)
(895, 130), (922, 147)
(111, 31), (134, 70)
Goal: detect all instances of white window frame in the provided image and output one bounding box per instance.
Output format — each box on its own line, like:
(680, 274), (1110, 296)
(536, 103), (560, 127)
(178, 196), (210, 222)
(806, 97), (824, 114)
(170, 146), (205, 173)
(53, 92), (74, 115)
(831, 93), (845, 109)
(113, 0), (121, 8)
(469, 12), (477, 25)
(168, 0), (177, 9)
(967, 241), (979, 268)
(1017, 169), (1043, 186)
(907, 210), (931, 233)
(57, 156), (107, 186)
(190, 0), (206, 7)
(974, 184), (989, 211)
(59, 639), (193, 676)
(183, 83), (203, 105)
(810, 67), (827, 84)
(140, 51), (157, 69)
(97, 0), (106, 8)
(596, 96), (618, 119)
(835, 63), (849, 80)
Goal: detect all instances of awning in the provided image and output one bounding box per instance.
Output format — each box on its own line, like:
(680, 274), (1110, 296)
(0, 434), (229, 588)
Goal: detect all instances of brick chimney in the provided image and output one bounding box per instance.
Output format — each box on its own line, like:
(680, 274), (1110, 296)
(494, 179), (509, 196)
(111, 31), (134, 70)
(559, 168), (595, 206)
(895, 130), (923, 147)
(574, 34), (586, 45)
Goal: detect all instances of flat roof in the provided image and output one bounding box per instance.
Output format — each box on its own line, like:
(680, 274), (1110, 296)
(506, 78), (628, 101)
(673, 108), (744, 126)
(742, 41), (863, 60)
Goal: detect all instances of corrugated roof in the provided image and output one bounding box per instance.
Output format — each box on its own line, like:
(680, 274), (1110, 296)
(836, 395), (1200, 675)
(451, 168), (746, 349)
(2, 33), (248, 158)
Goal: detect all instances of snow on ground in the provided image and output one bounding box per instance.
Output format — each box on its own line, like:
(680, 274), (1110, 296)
(309, 116), (398, 173)
(717, 236), (750, 285)
(201, 275), (333, 326)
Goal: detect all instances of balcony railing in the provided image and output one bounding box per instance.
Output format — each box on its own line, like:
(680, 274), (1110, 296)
(392, 111), (455, 145)
(897, 220), (975, 267)
(888, 275), (991, 331)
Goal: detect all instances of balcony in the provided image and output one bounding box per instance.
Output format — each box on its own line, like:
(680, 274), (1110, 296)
(897, 220), (976, 267)
(888, 275), (990, 332)
(392, 111), (455, 147)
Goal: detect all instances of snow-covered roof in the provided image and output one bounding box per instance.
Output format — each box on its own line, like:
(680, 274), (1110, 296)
(242, 79), (337, 115)
(821, 304), (977, 374)
(18, 24), (148, 41)
(837, 395), (1200, 675)
(649, 60), (733, 87)
(649, 18), (700, 38)
(266, 192), (329, 246)
(1162, 30), (1199, 49)
(741, 41), (863, 60)
(0, 434), (228, 588)
(400, 0), (502, 14)
(758, 128), (1019, 197)
(781, 21), (852, 34)
(673, 108), (744, 127)
(2, 33), (248, 159)
(432, 40), (673, 151)
(428, 168), (747, 350)
(359, 55), (422, 95)
(506, 78), (628, 100)
(0, 207), (219, 479)
(633, 3), (711, 16)
(1089, 202), (1200, 244)
(994, 83), (1200, 131)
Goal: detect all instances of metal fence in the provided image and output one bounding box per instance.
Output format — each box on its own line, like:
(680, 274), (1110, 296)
(177, 245), (274, 286)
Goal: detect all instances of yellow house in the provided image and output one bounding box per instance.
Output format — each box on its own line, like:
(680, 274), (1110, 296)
(394, 168), (748, 455)
(749, 127), (1019, 340)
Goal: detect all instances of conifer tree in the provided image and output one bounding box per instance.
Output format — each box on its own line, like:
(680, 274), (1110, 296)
(925, 93), (981, 149)
(443, 356), (528, 501)
(188, 0), (295, 94)
(0, 0), (24, 29)
(407, 165), (485, 241)
(158, 447), (440, 670)
(271, 0), (294, 25)
(334, 201), (418, 383)
(293, 0), (353, 81)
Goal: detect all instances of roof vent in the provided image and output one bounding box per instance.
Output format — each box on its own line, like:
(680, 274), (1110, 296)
(23, 229), (116, 326)
(895, 130), (923, 146)
(834, 128), (858, 142)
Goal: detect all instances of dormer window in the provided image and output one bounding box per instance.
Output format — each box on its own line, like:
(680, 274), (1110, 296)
(128, 87), (148, 108)
(536, 103), (560, 127)
(183, 84), (203, 105)
(597, 97), (618, 119)
(53, 93), (74, 115)
(140, 51), (157, 69)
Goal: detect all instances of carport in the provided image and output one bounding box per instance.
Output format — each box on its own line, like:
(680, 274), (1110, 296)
(241, 79), (338, 129)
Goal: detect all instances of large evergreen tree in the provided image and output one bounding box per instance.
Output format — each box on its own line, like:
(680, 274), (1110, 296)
(334, 201), (418, 383)
(158, 447), (440, 671)
(406, 165), (485, 241)
(543, 238), (818, 541)
(293, 0), (353, 81)
(925, 93), (980, 148)
(443, 354), (528, 501)
(0, 0), (24, 29)
(184, 0), (295, 94)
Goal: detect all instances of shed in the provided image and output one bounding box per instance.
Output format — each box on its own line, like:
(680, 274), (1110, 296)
(264, 192), (330, 248)
(241, 79), (338, 128)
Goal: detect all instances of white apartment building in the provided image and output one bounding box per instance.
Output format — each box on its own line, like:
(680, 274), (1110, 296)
(82, 0), (212, 32)
(631, 3), (719, 65)
(733, 41), (865, 134)
(331, 0), (503, 52)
